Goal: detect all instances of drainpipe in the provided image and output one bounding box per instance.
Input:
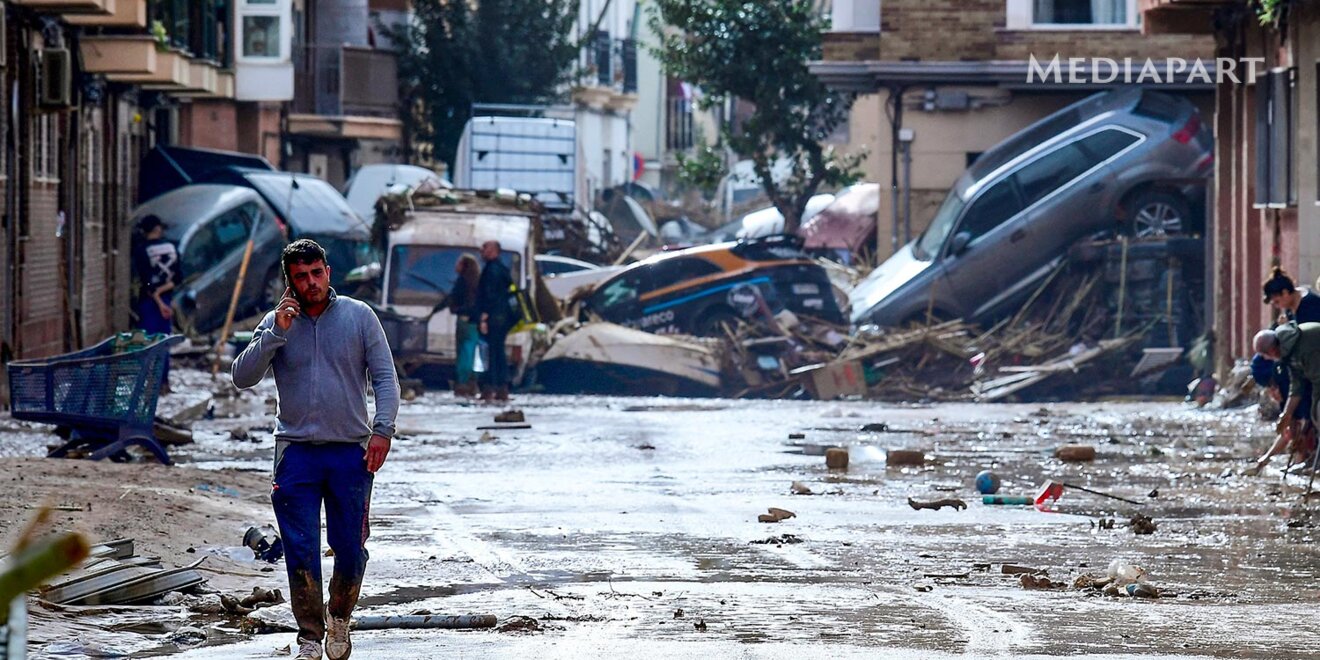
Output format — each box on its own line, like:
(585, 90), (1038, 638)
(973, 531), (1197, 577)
(887, 84), (906, 256)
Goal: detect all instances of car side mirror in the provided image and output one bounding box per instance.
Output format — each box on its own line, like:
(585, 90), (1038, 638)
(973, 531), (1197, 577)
(950, 232), (972, 257)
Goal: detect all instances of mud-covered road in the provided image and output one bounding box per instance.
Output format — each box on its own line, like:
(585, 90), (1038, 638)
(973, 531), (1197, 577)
(11, 372), (1320, 658)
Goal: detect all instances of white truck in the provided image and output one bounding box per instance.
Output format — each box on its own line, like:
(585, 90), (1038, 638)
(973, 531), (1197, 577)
(370, 190), (542, 382)
(454, 116), (581, 214)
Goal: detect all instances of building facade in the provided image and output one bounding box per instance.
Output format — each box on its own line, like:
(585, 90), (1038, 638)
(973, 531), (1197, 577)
(1144, 0), (1320, 376)
(0, 0), (409, 367)
(571, 0), (640, 205)
(2, 0), (243, 361)
(631, 0), (722, 199)
(812, 0), (1215, 258)
(284, 0), (404, 187)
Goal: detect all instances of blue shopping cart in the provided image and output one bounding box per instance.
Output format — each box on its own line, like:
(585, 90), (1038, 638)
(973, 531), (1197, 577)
(6, 333), (182, 465)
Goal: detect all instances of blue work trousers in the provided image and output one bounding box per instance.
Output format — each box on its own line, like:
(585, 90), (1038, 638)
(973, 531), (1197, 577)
(271, 442), (374, 642)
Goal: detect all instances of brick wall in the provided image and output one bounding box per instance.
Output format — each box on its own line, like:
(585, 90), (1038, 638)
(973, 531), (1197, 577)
(823, 33), (879, 61)
(880, 0), (1000, 61)
(80, 118), (109, 343)
(236, 102), (283, 164)
(179, 100), (239, 152)
(820, 0), (1214, 63)
(996, 30), (1215, 61)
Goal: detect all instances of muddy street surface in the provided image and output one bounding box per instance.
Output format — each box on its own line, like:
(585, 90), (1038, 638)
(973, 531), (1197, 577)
(9, 373), (1320, 658)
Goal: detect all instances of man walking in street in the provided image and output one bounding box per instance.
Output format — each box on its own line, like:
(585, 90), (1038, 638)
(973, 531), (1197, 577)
(476, 239), (515, 401)
(1255, 322), (1320, 443)
(232, 240), (399, 660)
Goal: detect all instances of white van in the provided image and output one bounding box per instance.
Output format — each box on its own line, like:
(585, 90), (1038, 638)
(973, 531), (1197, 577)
(376, 193), (539, 376)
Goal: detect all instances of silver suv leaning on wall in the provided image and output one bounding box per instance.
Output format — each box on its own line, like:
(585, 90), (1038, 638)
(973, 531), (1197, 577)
(850, 89), (1212, 329)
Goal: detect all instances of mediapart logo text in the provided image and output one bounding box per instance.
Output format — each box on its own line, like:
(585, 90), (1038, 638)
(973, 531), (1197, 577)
(1028, 55), (1266, 85)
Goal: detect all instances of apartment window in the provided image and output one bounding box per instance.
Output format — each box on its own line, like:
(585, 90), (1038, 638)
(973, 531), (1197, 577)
(1008, 0), (1139, 29)
(189, 0), (230, 64)
(34, 114), (60, 183)
(1256, 67), (1295, 208)
(1035, 0), (1131, 25)
(238, 0), (284, 61)
(593, 31), (612, 86)
(829, 0), (881, 32)
(149, 0), (190, 50)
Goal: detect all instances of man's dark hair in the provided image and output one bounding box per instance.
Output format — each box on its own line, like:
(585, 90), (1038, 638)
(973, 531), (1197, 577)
(137, 214), (165, 235)
(281, 239), (328, 283)
(1263, 266), (1298, 304)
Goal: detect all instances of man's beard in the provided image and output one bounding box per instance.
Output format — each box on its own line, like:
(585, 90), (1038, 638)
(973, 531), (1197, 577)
(293, 286), (324, 306)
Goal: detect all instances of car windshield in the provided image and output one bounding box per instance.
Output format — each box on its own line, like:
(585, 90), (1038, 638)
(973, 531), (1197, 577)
(387, 245), (520, 306)
(245, 173), (370, 238)
(912, 190), (966, 260)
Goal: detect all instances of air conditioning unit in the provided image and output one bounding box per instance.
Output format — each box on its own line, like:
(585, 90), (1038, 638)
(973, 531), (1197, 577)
(41, 48), (72, 108)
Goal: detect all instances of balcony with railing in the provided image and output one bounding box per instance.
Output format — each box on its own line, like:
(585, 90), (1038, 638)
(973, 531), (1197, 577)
(573, 32), (638, 110)
(288, 43), (402, 140)
(666, 97), (695, 153)
(293, 44), (398, 117)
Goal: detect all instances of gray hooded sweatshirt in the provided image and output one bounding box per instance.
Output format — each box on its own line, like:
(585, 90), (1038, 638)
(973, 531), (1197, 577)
(232, 289), (399, 444)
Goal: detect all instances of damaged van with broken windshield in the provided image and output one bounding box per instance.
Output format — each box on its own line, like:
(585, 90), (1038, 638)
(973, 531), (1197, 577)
(582, 235), (844, 337)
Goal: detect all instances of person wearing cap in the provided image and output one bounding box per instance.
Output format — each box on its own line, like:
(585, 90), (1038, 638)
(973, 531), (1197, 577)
(132, 214), (181, 392)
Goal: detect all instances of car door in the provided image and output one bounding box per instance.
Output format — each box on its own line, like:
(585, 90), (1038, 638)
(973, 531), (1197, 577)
(179, 206), (256, 332)
(1015, 128), (1136, 260)
(938, 177), (1026, 319)
(588, 269), (649, 328)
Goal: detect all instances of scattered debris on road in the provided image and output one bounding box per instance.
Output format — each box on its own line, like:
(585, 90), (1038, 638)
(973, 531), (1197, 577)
(40, 539), (208, 606)
(1055, 445), (1097, 462)
(907, 497), (967, 511)
(751, 534), (803, 545)
(1019, 574), (1063, 590)
(1129, 514), (1158, 535)
(757, 507), (796, 523)
(887, 449), (925, 466)
(825, 447), (849, 469)
(494, 410), (525, 424)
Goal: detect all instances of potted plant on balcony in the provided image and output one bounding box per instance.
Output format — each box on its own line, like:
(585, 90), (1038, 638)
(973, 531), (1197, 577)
(150, 20), (170, 52)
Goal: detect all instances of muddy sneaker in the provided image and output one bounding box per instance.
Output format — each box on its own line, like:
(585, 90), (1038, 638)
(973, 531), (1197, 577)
(295, 638), (323, 660)
(326, 616), (352, 660)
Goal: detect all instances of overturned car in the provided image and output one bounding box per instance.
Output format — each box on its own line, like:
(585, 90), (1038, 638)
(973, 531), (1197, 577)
(851, 89), (1211, 329)
(581, 235), (845, 337)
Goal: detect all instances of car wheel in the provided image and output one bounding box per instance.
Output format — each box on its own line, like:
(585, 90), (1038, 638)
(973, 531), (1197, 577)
(1127, 191), (1191, 238)
(695, 308), (739, 337)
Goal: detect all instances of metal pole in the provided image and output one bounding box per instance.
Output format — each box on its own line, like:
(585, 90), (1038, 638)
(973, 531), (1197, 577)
(889, 87), (903, 256)
(352, 614), (498, 631)
(902, 139), (912, 244)
(211, 214), (262, 378)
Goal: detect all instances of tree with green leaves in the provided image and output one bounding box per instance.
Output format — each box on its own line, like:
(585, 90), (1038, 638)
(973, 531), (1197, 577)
(384, 0), (580, 175)
(650, 0), (863, 233)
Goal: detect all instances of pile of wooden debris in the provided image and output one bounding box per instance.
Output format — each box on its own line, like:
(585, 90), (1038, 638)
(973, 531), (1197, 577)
(715, 236), (1202, 402)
